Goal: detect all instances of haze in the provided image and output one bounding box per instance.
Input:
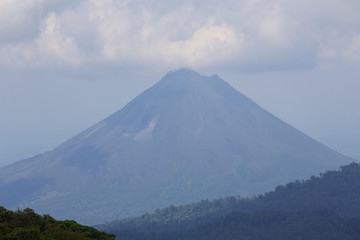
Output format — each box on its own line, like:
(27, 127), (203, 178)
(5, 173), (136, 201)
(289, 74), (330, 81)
(1, 0), (359, 167)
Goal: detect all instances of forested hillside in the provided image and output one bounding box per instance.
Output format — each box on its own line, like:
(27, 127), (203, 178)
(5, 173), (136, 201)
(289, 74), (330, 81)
(97, 162), (360, 238)
(0, 207), (114, 240)
(115, 211), (360, 240)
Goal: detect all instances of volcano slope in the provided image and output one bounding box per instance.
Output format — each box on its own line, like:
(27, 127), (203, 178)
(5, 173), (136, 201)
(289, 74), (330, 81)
(0, 69), (351, 224)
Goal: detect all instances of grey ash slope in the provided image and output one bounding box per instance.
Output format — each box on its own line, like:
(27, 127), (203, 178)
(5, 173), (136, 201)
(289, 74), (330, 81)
(0, 69), (351, 225)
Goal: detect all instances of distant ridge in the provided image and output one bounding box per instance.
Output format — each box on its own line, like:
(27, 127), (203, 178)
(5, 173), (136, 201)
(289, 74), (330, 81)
(0, 69), (352, 224)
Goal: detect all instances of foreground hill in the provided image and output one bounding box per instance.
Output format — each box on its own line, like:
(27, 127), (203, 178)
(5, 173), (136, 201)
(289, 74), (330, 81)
(97, 162), (360, 237)
(0, 69), (351, 224)
(0, 207), (114, 240)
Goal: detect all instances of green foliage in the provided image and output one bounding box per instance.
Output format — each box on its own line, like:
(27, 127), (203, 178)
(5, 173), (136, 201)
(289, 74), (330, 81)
(97, 162), (360, 239)
(115, 211), (360, 240)
(0, 207), (115, 240)
(249, 162), (360, 215)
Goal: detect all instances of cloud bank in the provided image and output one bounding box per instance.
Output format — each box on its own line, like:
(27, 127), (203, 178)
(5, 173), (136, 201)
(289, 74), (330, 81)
(1, 0), (359, 71)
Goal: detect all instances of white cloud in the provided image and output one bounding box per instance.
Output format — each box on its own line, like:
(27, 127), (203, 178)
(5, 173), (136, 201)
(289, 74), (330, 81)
(1, 11), (83, 68)
(0, 0), (359, 71)
(35, 12), (83, 65)
(0, 0), (43, 42)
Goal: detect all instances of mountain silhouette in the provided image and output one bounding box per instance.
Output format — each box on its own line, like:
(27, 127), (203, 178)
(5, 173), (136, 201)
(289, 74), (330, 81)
(0, 69), (351, 224)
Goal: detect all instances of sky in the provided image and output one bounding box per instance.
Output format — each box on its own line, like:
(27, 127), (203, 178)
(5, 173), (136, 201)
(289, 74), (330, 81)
(0, 0), (360, 167)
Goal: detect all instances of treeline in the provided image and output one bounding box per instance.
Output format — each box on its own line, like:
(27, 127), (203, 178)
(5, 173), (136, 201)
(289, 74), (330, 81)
(115, 211), (360, 240)
(96, 162), (360, 239)
(0, 207), (115, 240)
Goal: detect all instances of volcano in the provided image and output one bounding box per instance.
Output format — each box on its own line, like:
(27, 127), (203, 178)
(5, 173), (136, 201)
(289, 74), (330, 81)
(0, 69), (351, 224)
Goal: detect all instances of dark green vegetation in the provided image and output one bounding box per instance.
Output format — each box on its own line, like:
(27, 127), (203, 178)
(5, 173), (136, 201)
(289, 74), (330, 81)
(97, 163), (360, 239)
(114, 211), (360, 240)
(0, 207), (115, 240)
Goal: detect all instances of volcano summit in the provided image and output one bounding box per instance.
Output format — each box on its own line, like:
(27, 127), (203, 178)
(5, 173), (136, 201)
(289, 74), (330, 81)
(0, 69), (351, 224)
